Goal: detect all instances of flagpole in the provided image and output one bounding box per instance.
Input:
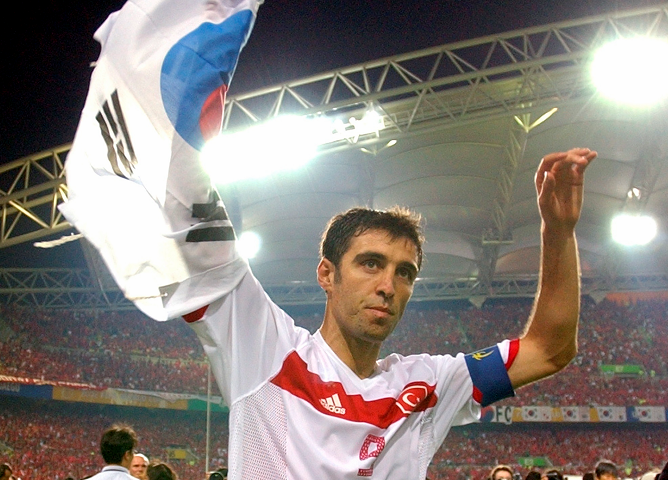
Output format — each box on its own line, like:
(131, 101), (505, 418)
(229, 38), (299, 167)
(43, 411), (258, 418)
(206, 359), (212, 475)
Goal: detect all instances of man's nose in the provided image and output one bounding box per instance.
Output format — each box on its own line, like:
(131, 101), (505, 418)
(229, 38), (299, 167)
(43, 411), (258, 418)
(375, 268), (396, 298)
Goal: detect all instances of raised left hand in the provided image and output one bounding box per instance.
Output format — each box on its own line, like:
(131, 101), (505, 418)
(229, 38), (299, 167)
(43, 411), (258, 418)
(535, 147), (597, 231)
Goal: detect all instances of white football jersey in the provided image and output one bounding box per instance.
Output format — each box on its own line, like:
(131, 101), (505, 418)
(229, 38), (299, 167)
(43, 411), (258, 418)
(188, 264), (516, 480)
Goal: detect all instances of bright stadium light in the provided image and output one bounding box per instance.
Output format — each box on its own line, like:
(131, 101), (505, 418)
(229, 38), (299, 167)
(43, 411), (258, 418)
(237, 231), (261, 259)
(592, 37), (668, 106)
(201, 116), (329, 185)
(201, 108), (391, 184)
(611, 213), (657, 246)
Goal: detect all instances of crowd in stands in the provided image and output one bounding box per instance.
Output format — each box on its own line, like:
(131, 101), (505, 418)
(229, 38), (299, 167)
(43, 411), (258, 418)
(1, 397), (666, 480)
(433, 424), (667, 480)
(1, 298), (667, 479)
(1, 298), (668, 403)
(0, 397), (228, 480)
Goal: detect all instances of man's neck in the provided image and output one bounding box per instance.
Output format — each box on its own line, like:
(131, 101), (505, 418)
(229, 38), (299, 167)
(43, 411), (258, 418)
(319, 322), (381, 379)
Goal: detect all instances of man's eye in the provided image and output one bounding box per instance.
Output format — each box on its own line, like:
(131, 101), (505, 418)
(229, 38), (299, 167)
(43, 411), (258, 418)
(397, 267), (415, 282)
(362, 259), (378, 268)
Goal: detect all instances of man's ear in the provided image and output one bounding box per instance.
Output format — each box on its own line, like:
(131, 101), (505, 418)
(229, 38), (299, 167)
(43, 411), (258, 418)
(317, 258), (335, 292)
(122, 449), (134, 467)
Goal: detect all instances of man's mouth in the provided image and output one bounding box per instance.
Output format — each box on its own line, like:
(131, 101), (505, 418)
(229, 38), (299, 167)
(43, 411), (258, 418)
(367, 306), (393, 316)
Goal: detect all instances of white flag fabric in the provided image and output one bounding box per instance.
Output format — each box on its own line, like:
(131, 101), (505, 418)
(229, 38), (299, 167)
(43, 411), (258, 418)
(521, 406), (552, 422)
(631, 406), (667, 422)
(560, 406), (580, 422)
(594, 406), (627, 422)
(60, 0), (262, 320)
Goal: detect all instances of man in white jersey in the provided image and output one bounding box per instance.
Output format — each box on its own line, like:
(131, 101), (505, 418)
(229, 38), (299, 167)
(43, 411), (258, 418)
(180, 149), (597, 479)
(55, 2), (599, 475)
(55, 0), (596, 475)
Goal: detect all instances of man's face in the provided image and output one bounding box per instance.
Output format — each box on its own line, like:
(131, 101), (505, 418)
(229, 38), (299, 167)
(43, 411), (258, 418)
(130, 455), (148, 479)
(319, 229), (418, 344)
(1, 470), (11, 480)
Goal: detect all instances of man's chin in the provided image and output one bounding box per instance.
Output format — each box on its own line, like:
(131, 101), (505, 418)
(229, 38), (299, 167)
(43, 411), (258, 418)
(361, 324), (394, 343)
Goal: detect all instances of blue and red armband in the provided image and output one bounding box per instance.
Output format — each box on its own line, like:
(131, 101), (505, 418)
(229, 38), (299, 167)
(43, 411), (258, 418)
(464, 339), (518, 407)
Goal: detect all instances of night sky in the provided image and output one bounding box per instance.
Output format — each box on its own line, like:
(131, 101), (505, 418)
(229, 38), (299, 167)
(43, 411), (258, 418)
(2, 0), (664, 164)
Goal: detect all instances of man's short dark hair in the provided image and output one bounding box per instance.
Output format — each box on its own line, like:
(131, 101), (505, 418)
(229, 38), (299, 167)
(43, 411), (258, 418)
(543, 469), (564, 480)
(320, 206), (424, 269)
(147, 461), (177, 480)
(100, 424), (137, 464)
(595, 460), (618, 479)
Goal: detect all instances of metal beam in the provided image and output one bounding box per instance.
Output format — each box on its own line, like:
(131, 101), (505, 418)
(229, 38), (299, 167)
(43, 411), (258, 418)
(0, 146), (70, 247)
(1, 5), (667, 310)
(1, 267), (666, 309)
(222, 5), (668, 137)
(3, 6), (666, 248)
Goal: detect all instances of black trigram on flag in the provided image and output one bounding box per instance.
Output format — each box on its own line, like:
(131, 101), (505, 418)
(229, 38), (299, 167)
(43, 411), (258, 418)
(187, 193), (236, 243)
(96, 90), (137, 178)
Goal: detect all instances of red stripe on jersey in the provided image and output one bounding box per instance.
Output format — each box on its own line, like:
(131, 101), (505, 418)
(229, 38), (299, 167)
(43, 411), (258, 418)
(182, 305), (209, 323)
(270, 351), (438, 428)
(506, 338), (520, 369)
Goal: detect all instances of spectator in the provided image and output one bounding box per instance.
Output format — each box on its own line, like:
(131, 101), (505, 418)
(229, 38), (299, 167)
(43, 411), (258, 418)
(595, 460), (619, 480)
(542, 469), (564, 480)
(88, 424), (138, 480)
(490, 465), (514, 480)
(147, 461), (178, 480)
(640, 470), (661, 480)
(0, 464), (12, 480)
(130, 453), (149, 480)
(658, 462), (668, 480)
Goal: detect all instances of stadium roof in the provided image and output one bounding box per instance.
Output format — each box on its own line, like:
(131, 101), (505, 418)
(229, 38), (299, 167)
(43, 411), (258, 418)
(1, 4), (667, 309)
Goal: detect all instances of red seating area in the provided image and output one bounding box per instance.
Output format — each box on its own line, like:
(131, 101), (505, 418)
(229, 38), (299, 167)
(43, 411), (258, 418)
(1, 298), (667, 479)
(0, 397), (228, 480)
(1, 397), (666, 480)
(429, 424), (667, 480)
(1, 298), (667, 401)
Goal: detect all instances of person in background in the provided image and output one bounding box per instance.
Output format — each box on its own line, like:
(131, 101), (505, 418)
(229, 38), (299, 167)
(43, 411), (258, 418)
(639, 469), (661, 480)
(657, 461), (668, 480)
(490, 465), (515, 480)
(130, 453), (149, 480)
(595, 460), (619, 480)
(0, 464), (12, 480)
(86, 424), (138, 480)
(146, 461), (178, 480)
(542, 469), (564, 480)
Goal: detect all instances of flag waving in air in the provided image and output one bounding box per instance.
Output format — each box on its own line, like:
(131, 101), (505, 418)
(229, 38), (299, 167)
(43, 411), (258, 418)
(60, 0), (263, 320)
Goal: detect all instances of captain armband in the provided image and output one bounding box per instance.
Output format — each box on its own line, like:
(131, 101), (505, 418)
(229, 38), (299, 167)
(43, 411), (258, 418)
(464, 339), (518, 407)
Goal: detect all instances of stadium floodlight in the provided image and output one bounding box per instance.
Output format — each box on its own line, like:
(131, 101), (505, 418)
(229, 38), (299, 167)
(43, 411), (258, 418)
(331, 109), (386, 143)
(201, 108), (390, 184)
(591, 37), (668, 106)
(201, 115), (329, 185)
(611, 213), (658, 246)
(237, 231), (261, 259)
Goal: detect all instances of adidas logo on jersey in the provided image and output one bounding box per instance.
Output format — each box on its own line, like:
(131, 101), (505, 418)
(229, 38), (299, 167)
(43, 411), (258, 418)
(320, 393), (346, 414)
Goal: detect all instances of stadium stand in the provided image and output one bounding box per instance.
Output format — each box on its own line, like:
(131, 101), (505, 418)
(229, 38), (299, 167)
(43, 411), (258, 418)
(1, 297), (667, 479)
